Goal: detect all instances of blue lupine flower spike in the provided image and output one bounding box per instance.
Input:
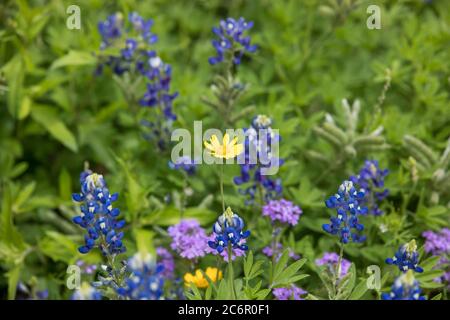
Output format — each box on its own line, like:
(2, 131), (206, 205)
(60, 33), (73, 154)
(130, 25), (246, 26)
(386, 240), (424, 273)
(209, 17), (257, 66)
(72, 169), (126, 256)
(234, 115), (283, 205)
(322, 180), (368, 244)
(117, 253), (165, 300)
(382, 270), (426, 300)
(350, 160), (389, 215)
(208, 207), (250, 254)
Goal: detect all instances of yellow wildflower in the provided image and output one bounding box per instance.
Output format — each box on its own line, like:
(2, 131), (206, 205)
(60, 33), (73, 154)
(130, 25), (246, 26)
(204, 133), (243, 159)
(184, 267), (223, 288)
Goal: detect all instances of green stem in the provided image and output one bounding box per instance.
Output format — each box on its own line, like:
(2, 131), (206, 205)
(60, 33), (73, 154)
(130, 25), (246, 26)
(333, 242), (344, 299)
(100, 235), (124, 300)
(216, 256), (221, 284)
(180, 172), (188, 219)
(271, 225), (282, 267)
(257, 184), (265, 208)
(227, 244), (236, 300)
(220, 164), (225, 212)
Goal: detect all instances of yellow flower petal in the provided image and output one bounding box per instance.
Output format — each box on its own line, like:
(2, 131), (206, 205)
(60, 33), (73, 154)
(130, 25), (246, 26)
(223, 133), (230, 146)
(203, 132), (244, 159)
(211, 135), (221, 149)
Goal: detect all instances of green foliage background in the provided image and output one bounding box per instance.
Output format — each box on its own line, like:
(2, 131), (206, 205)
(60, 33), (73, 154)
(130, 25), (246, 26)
(0, 0), (449, 299)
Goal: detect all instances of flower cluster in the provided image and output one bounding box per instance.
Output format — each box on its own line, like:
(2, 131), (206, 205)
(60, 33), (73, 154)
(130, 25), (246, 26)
(423, 229), (450, 288)
(262, 199), (302, 226)
(208, 17), (257, 65)
(206, 234), (247, 262)
(97, 12), (178, 151)
(272, 285), (307, 300)
(234, 115), (283, 204)
(184, 267), (223, 289)
(71, 282), (102, 300)
(157, 247), (175, 279)
(350, 160), (389, 215)
(168, 219), (209, 260)
(168, 156), (197, 175)
(117, 253), (165, 300)
(204, 133), (244, 159)
(382, 270), (426, 300)
(386, 240), (423, 273)
(322, 180), (368, 243)
(139, 53), (178, 150)
(315, 252), (351, 279)
(97, 13), (157, 75)
(208, 207), (250, 255)
(72, 170), (126, 255)
(423, 228), (450, 256)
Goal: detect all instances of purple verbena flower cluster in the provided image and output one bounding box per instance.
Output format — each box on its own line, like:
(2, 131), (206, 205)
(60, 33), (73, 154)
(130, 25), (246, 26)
(272, 285), (307, 300)
(315, 252), (351, 279)
(422, 228), (450, 287)
(262, 199), (302, 226)
(168, 219), (208, 260)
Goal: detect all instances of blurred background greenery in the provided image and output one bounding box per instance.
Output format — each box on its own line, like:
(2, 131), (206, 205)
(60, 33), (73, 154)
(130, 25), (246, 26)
(0, 0), (449, 299)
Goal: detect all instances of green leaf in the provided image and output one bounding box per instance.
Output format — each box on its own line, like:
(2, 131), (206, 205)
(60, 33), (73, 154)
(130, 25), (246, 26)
(31, 105), (78, 152)
(416, 269), (444, 282)
(216, 279), (230, 299)
(431, 293), (442, 300)
(185, 284), (203, 300)
(348, 280), (368, 300)
(18, 95), (32, 120)
(50, 50), (96, 69)
(1, 183), (26, 249)
(272, 249), (290, 282)
(13, 181), (36, 213)
(272, 254), (307, 287)
(3, 55), (24, 118)
(38, 231), (84, 264)
(420, 255), (442, 272)
(243, 251), (254, 278)
(141, 206), (216, 226)
(6, 265), (21, 300)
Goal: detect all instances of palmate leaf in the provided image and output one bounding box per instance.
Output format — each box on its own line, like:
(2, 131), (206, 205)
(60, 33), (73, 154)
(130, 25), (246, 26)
(243, 251), (265, 281)
(270, 250), (308, 288)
